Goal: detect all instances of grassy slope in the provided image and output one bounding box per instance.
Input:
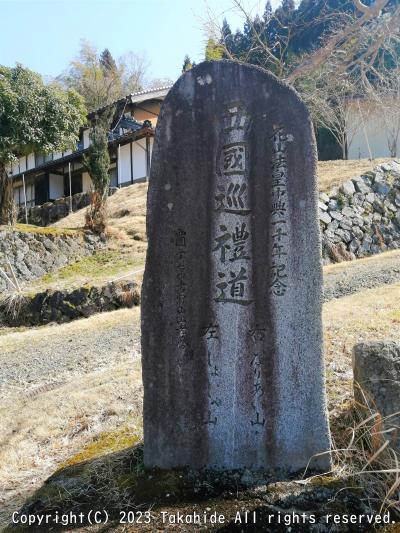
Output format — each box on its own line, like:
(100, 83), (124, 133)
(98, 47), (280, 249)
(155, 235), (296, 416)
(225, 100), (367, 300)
(0, 223), (79, 237)
(0, 283), (399, 526)
(317, 157), (393, 191)
(30, 157), (392, 293)
(19, 182), (150, 293)
(55, 159), (395, 232)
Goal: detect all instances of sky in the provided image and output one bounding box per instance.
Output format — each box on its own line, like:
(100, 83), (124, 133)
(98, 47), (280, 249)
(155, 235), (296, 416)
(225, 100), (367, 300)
(0, 0), (281, 86)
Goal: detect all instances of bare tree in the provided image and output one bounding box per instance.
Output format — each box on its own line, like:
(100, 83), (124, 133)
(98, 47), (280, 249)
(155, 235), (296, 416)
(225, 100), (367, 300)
(287, 0), (399, 83)
(205, 0), (400, 84)
(119, 51), (149, 94)
(146, 77), (174, 89)
(203, 0), (295, 78)
(365, 50), (400, 157)
(298, 67), (363, 159)
(203, 0), (400, 159)
(59, 41), (149, 111)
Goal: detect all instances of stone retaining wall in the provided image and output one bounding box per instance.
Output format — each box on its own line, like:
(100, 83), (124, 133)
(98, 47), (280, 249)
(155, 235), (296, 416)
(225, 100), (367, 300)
(0, 280), (140, 327)
(319, 161), (400, 263)
(0, 229), (104, 293)
(18, 188), (118, 227)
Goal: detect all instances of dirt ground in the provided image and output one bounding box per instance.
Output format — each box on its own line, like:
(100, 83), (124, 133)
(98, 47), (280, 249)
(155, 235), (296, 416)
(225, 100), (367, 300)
(0, 270), (399, 529)
(0, 309), (143, 529)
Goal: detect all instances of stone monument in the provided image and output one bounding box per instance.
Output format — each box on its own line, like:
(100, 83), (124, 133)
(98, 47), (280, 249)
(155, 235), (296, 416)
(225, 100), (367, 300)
(141, 61), (331, 472)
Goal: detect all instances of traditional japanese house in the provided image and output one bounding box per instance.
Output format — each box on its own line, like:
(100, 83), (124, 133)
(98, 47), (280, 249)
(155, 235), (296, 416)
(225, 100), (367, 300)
(9, 86), (171, 208)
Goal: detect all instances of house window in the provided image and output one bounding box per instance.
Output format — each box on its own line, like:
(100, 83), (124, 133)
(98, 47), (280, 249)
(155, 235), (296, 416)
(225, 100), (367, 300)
(14, 186), (22, 206)
(13, 183), (35, 207)
(26, 183), (35, 207)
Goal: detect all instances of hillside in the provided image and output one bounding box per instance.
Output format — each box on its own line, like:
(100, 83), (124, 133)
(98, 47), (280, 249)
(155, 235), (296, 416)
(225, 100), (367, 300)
(1, 279), (399, 529)
(19, 157), (396, 297)
(55, 158), (393, 232)
(1, 158), (400, 530)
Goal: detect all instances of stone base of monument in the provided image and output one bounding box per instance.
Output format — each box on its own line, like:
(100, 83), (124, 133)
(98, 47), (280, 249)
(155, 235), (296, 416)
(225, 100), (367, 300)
(9, 444), (382, 533)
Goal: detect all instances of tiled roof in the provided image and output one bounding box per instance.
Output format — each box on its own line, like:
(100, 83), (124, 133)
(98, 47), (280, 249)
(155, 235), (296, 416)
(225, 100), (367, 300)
(89, 85), (172, 117)
(129, 85), (172, 98)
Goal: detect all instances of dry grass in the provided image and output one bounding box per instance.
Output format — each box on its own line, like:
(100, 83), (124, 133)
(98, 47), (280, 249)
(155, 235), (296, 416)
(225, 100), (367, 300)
(323, 283), (400, 519)
(53, 159), (394, 237)
(24, 248), (145, 294)
(0, 308), (143, 528)
(0, 290), (27, 320)
(324, 249), (400, 277)
(36, 184), (150, 293)
(0, 223), (79, 236)
(0, 282), (399, 527)
(323, 281), (400, 410)
(55, 183), (147, 238)
(318, 157), (393, 192)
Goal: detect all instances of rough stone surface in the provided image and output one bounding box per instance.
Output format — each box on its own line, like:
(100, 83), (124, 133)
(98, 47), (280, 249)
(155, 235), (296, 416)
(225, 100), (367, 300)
(0, 229), (104, 292)
(17, 188), (118, 227)
(340, 180), (356, 196)
(353, 342), (400, 452)
(142, 61), (331, 473)
(0, 280), (139, 327)
(319, 161), (400, 264)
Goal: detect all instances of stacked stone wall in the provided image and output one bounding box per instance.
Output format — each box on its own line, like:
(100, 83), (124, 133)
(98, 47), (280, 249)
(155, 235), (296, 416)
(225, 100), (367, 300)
(17, 188), (118, 227)
(319, 161), (400, 263)
(0, 229), (103, 292)
(0, 280), (139, 327)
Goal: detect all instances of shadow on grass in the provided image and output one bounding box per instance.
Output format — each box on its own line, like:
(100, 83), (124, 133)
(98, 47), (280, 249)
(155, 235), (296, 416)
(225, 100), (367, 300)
(4, 439), (379, 533)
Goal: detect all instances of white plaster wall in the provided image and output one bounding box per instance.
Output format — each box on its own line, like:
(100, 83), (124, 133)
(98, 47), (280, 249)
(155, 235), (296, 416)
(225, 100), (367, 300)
(49, 173), (64, 200)
(150, 137), (154, 161)
(27, 153), (35, 170)
(53, 152), (63, 160)
(83, 129), (90, 149)
(347, 106), (399, 159)
(82, 171), (93, 193)
(12, 161), (19, 175)
(19, 156), (27, 173)
(119, 143), (131, 184)
(132, 139), (147, 180)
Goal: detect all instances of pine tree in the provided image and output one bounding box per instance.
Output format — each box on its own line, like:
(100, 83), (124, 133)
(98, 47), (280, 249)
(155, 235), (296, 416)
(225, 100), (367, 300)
(182, 55), (193, 73)
(263, 0), (273, 23)
(221, 18), (232, 40)
(281, 0), (296, 12)
(221, 18), (234, 56)
(100, 48), (117, 74)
